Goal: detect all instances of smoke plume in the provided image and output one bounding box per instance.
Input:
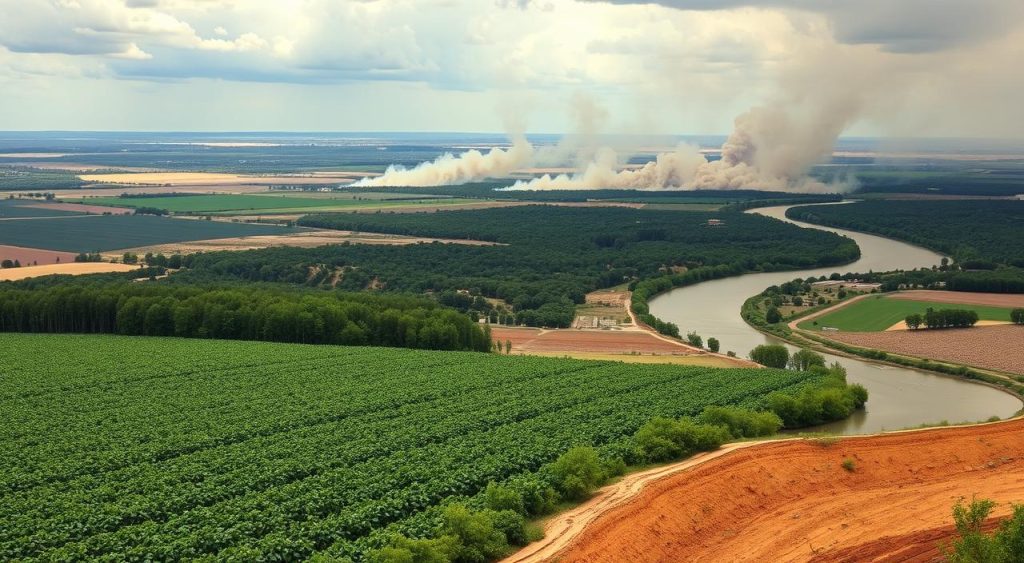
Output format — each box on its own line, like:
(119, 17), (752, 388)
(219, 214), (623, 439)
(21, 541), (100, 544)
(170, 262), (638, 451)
(352, 134), (535, 187)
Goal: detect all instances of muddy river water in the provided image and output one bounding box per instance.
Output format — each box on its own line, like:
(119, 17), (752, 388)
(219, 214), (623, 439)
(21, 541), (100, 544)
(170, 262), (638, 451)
(649, 203), (1022, 434)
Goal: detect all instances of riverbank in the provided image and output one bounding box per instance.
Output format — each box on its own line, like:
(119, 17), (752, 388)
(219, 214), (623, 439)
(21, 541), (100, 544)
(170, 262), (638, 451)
(507, 417), (1024, 562)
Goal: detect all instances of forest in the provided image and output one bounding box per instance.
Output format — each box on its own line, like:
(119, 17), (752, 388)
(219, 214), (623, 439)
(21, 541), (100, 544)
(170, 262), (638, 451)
(172, 206), (859, 328)
(0, 284), (491, 352)
(787, 200), (1024, 267)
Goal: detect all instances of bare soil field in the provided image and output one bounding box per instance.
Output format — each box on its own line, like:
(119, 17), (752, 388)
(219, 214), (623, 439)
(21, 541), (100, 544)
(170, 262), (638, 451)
(24, 202), (133, 215)
(891, 290), (1024, 308)
(78, 172), (357, 186)
(509, 418), (1024, 563)
(491, 326), (698, 355)
(826, 324), (1024, 376)
(106, 229), (499, 257)
(0, 262), (139, 281)
(0, 244), (76, 265)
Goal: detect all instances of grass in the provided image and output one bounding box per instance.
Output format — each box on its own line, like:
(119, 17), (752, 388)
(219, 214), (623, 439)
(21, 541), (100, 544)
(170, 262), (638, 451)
(0, 214), (295, 252)
(797, 295), (1015, 332)
(70, 194), (476, 214)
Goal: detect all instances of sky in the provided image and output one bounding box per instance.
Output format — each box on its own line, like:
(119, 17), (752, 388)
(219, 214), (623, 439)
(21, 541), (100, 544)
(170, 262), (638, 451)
(0, 0), (1022, 137)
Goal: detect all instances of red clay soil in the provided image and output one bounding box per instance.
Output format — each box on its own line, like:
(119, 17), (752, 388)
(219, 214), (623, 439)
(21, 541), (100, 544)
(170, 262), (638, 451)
(489, 326), (697, 354)
(0, 244), (77, 266)
(827, 324), (1024, 376)
(891, 290), (1024, 308)
(532, 419), (1024, 563)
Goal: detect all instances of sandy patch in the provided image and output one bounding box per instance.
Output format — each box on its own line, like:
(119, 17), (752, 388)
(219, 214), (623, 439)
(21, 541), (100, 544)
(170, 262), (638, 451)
(0, 262), (140, 281)
(511, 418), (1024, 563)
(827, 324), (1024, 375)
(0, 244), (77, 266)
(105, 229), (500, 257)
(78, 172), (356, 186)
(890, 290), (1024, 309)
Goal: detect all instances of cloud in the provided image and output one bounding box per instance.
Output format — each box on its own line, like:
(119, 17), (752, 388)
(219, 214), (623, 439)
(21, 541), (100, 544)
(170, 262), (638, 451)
(586, 0), (1024, 53)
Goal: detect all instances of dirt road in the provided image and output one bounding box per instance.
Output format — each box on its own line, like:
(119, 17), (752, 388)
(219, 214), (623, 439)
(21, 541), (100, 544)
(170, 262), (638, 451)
(504, 419), (1024, 563)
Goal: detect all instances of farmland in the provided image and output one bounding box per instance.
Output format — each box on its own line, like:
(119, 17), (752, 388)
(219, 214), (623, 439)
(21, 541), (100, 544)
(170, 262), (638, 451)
(0, 214), (295, 253)
(0, 333), (829, 561)
(797, 294), (1015, 332)
(72, 193), (476, 214)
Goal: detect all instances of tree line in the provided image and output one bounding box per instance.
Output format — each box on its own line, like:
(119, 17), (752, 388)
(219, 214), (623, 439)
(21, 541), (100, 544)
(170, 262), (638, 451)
(0, 284), (491, 352)
(904, 308), (979, 330)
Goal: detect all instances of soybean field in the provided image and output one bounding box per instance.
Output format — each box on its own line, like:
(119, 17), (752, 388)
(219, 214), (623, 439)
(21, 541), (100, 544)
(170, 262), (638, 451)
(0, 334), (826, 561)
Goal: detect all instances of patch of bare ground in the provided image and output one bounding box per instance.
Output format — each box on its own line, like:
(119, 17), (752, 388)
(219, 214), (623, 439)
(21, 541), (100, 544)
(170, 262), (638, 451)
(509, 418), (1024, 563)
(0, 263), (140, 281)
(890, 290), (1024, 309)
(104, 229), (500, 258)
(77, 172), (358, 186)
(826, 325), (1024, 376)
(0, 245), (77, 266)
(488, 326), (756, 368)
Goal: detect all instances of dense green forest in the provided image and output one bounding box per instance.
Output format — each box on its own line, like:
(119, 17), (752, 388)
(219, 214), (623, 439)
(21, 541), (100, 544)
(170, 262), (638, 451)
(170, 206), (858, 328)
(0, 166), (86, 190)
(788, 200), (1024, 267)
(0, 284), (490, 351)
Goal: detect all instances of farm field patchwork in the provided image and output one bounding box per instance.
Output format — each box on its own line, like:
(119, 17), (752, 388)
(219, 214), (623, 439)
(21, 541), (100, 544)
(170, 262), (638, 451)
(797, 294), (1015, 332)
(0, 333), (827, 561)
(72, 194), (478, 214)
(0, 199), (85, 219)
(0, 214), (295, 253)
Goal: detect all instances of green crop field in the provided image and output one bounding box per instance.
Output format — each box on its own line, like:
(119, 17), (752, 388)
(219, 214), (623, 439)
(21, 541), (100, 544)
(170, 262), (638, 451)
(798, 295), (1015, 332)
(0, 214), (295, 252)
(0, 200), (83, 219)
(0, 333), (826, 561)
(73, 194), (476, 214)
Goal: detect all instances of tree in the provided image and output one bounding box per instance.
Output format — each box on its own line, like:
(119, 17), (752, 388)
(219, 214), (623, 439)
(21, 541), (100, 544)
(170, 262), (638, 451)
(505, 339), (512, 354)
(765, 306), (782, 324)
(122, 252), (139, 265)
(792, 296), (804, 306)
(946, 498), (1024, 563)
(788, 349), (825, 371)
(905, 313), (923, 330)
(1011, 308), (1024, 325)
(686, 331), (703, 348)
(750, 344), (789, 369)
(707, 337), (720, 353)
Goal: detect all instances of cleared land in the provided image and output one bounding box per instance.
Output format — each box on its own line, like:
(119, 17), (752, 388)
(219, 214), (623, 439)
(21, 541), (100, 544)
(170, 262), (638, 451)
(77, 171), (357, 186)
(0, 244), (76, 265)
(24, 202), (132, 214)
(0, 215), (295, 253)
(0, 333), (823, 561)
(827, 325), (1024, 376)
(891, 290), (1024, 309)
(0, 262), (140, 281)
(106, 229), (500, 257)
(515, 419), (1024, 563)
(798, 294), (1014, 332)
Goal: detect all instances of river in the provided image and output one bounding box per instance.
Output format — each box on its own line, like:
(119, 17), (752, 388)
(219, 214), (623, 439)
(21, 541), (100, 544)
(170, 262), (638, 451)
(649, 203), (1023, 434)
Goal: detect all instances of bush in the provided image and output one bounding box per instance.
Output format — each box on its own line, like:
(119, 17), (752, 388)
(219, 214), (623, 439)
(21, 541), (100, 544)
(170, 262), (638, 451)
(442, 504), (511, 563)
(1011, 308), (1024, 325)
(548, 447), (607, 500)
(946, 498), (1024, 563)
(484, 483), (525, 514)
(707, 337), (720, 353)
(686, 331), (703, 348)
(697, 406), (782, 438)
(841, 458), (856, 472)
(750, 344), (789, 369)
(633, 417), (729, 463)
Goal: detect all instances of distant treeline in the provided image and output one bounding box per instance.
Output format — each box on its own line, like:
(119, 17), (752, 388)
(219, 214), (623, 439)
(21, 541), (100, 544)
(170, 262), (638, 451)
(787, 200), (1024, 267)
(0, 166), (86, 191)
(0, 284), (491, 352)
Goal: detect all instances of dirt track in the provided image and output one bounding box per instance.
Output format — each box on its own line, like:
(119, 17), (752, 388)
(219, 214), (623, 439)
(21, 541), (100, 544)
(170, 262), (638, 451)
(506, 419), (1024, 563)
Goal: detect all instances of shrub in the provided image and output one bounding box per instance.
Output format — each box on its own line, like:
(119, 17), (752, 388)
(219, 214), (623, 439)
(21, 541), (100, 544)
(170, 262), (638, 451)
(1011, 308), (1024, 325)
(841, 458), (856, 472)
(634, 417), (729, 463)
(548, 447), (606, 500)
(697, 406), (783, 438)
(484, 483), (525, 514)
(442, 504), (510, 562)
(707, 337), (720, 353)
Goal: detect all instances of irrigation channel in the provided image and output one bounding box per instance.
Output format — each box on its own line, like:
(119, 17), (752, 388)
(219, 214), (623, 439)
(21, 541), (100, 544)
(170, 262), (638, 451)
(650, 203), (1022, 434)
